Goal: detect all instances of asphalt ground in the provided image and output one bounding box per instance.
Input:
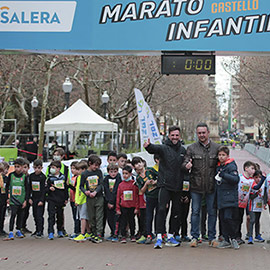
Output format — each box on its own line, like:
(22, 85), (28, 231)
(1, 149), (270, 270)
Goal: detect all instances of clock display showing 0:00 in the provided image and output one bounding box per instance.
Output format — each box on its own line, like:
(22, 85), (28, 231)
(184, 59), (213, 71)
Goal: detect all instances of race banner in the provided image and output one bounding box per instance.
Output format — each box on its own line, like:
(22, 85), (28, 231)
(134, 88), (162, 152)
(0, 0), (270, 52)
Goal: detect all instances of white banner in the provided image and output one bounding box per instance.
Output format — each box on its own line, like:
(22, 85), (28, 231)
(134, 88), (162, 152)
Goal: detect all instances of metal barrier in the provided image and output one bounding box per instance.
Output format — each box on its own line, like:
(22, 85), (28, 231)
(244, 143), (270, 166)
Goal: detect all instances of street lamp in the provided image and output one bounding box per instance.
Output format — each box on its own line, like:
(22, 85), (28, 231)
(31, 96), (39, 135)
(101, 91), (110, 148)
(62, 77), (73, 109)
(101, 91), (109, 119)
(62, 77), (73, 159)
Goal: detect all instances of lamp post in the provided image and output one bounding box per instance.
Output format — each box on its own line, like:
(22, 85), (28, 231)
(101, 91), (110, 147)
(101, 91), (109, 119)
(62, 77), (73, 159)
(31, 96), (39, 135)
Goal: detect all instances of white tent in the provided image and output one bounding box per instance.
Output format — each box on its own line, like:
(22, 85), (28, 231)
(44, 99), (118, 132)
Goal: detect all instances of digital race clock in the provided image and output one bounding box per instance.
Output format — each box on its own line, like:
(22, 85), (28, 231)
(161, 54), (216, 75)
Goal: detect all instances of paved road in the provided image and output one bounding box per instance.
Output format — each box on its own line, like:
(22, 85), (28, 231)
(1, 149), (270, 270)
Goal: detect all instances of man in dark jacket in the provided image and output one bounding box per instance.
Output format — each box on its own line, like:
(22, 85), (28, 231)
(144, 126), (186, 249)
(183, 123), (220, 248)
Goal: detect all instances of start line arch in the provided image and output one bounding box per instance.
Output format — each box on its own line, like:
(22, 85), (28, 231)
(0, 0), (269, 57)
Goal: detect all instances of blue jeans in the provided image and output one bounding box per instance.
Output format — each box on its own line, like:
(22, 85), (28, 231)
(190, 192), (217, 241)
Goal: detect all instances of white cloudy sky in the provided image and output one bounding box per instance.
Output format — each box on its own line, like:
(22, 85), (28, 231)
(215, 56), (233, 113)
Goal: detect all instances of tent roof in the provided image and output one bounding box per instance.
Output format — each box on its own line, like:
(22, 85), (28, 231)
(44, 99), (118, 132)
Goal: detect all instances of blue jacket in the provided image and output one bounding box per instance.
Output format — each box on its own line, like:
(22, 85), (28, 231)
(216, 158), (239, 209)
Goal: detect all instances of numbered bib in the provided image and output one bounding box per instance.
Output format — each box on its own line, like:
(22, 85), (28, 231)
(12, 186), (22, 196)
(241, 185), (250, 192)
(70, 178), (76, 186)
(123, 190), (133, 201)
(32, 181), (40, 191)
(54, 180), (64, 189)
(109, 179), (116, 191)
(256, 202), (262, 209)
(182, 181), (190, 192)
(87, 176), (99, 191)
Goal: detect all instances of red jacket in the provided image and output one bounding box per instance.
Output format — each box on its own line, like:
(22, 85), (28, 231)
(116, 179), (139, 212)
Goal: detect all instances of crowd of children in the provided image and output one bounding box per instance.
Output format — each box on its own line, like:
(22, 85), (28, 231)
(0, 146), (269, 250)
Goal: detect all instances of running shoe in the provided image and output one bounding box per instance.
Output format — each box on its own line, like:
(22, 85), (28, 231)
(8, 232), (14, 240)
(120, 237), (127, 244)
(111, 236), (118, 242)
(136, 235), (146, 244)
(16, 230), (24, 238)
(57, 231), (64, 238)
(74, 234), (86, 242)
(154, 238), (163, 249)
(48, 233), (54, 240)
(255, 235), (265, 242)
(190, 238), (198, 247)
(165, 237), (180, 247)
(217, 240), (231, 249)
(248, 236), (254, 244)
(145, 235), (152, 244)
(35, 232), (42, 239)
(231, 239), (240, 250)
(91, 235), (102, 243)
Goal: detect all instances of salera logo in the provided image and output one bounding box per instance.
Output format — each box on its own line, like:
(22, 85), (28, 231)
(0, 1), (77, 32)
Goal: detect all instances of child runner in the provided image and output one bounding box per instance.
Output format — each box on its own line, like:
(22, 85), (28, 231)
(46, 160), (68, 240)
(5, 158), (29, 240)
(132, 156), (159, 244)
(46, 147), (70, 237)
(68, 161), (80, 239)
(247, 169), (266, 244)
(21, 159), (32, 235)
(73, 160), (92, 242)
(80, 154), (104, 243)
(0, 163), (8, 236)
(174, 174), (191, 242)
(215, 146), (240, 249)
(116, 165), (139, 243)
(103, 163), (122, 241)
(29, 159), (46, 238)
(236, 161), (256, 245)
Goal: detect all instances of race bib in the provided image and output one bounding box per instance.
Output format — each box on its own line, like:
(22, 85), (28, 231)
(109, 179), (116, 191)
(238, 177), (252, 208)
(241, 185), (250, 192)
(256, 202), (262, 209)
(32, 181), (40, 191)
(123, 190), (133, 201)
(87, 176), (99, 191)
(182, 181), (190, 192)
(12, 186), (22, 196)
(70, 178), (76, 186)
(54, 180), (64, 189)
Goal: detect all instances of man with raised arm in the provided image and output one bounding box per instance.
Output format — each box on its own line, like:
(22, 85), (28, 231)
(144, 126), (186, 249)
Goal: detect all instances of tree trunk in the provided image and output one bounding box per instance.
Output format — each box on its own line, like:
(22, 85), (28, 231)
(38, 59), (55, 159)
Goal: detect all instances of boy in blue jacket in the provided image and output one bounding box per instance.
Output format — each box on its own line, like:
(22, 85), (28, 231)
(215, 146), (240, 250)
